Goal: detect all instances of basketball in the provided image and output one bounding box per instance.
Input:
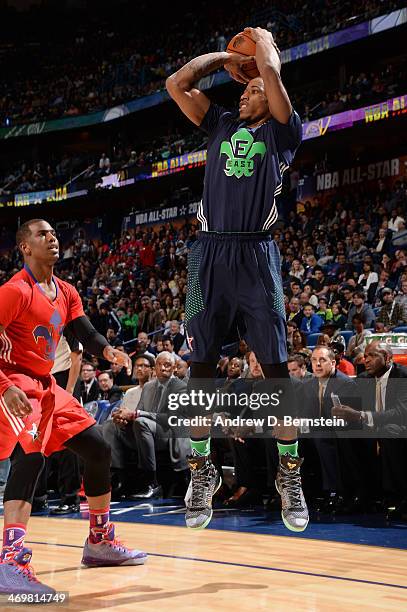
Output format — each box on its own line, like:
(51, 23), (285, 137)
(226, 31), (260, 79)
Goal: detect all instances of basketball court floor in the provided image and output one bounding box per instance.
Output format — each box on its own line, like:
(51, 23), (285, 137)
(1, 498), (407, 611)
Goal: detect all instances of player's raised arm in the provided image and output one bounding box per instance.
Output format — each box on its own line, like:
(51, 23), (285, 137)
(244, 27), (292, 125)
(166, 51), (253, 126)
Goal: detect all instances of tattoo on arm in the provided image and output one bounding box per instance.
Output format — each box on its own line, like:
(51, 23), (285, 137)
(174, 53), (227, 90)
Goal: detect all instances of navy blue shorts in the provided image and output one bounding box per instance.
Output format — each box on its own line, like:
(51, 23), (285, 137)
(185, 231), (287, 364)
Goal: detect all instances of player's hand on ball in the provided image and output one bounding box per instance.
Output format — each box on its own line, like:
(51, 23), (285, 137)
(243, 27), (280, 54)
(3, 386), (33, 418)
(224, 53), (255, 84)
(103, 346), (132, 374)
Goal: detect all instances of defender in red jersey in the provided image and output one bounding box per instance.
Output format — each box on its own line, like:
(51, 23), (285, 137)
(0, 220), (146, 597)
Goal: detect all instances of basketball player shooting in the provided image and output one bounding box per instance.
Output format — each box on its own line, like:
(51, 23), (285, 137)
(166, 27), (309, 532)
(0, 219), (146, 596)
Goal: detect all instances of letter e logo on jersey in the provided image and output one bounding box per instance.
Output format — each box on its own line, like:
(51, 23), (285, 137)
(220, 128), (266, 178)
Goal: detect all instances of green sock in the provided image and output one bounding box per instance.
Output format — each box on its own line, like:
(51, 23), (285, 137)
(190, 437), (211, 457)
(277, 440), (298, 457)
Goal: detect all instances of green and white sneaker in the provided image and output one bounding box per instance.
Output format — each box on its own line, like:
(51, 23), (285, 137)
(275, 453), (309, 532)
(185, 455), (221, 530)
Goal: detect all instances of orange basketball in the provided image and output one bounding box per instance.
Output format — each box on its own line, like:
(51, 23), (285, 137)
(226, 31), (259, 79)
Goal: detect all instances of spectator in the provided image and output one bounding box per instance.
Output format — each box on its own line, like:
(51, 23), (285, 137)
(310, 267), (329, 297)
(97, 370), (123, 403)
(368, 269), (393, 306)
(110, 360), (135, 386)
(388, 209), (405, 233)
(121, 305), (139, 340)
(300, 303), (324, 335)
(98, 153), (111, 175)
(316, 333), (332, 347)
(325, 277), (341, 308)
(330, 304), (347, 330)
(287, 296), (304, 327)
(346, 315), (373, 361)
(330, 341), (356, 377)
(346, 291), (376, 330)
(162, 336), (176, 356)
(163, 320), (185, 353)
(373, 227), (392, 256)
(291, 329), (312, 361)
(286, 320), (298, 351)
(138, 296), (162, 334)
(80, 362), (101, 404)
(340, 286), (354, 316)
(97, 302), (122, 338)
(175, 357), (189, 380)
(120, 353), (155, 412)
(376, 288), (407, 331)
(358, 262), (378, 293)
(136, 331), (156, 360)
(395, 279), (407, 319)
(289, 259), (305, 281)
(347, 234), (368, 264)
(316, 296), (333, 324)
(287, 354), (312, 379)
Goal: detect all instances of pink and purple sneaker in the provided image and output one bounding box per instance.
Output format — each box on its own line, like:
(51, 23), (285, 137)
(81, 522), (147, 568)
(0, 547), (56, 595)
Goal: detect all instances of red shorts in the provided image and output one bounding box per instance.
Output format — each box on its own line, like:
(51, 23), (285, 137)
(0, 369), (95, 460)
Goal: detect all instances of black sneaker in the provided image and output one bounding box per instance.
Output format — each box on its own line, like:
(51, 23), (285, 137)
(31, 499), (48, 514)
(185, 455), (221, 530)
(127, 485), (163, 500)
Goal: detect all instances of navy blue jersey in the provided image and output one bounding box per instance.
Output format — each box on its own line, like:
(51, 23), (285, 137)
(198, 104), (302, 232)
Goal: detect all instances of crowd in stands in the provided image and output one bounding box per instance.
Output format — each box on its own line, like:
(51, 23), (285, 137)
(0, 0), (402, 127)
(1, 173), (406, 517)
(0, 130), (206, 196)
(294, 62), (406, 122)
(1, 53), (404, 197)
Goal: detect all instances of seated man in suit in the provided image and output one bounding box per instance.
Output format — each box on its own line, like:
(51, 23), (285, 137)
(103, 351), (187, 499)
(300, 346), (366, 512)
(80, 361), (101, 404)
(332, 341), (407, 518)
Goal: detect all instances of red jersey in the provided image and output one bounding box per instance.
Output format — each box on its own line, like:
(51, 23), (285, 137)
(0, 265), (84, 377)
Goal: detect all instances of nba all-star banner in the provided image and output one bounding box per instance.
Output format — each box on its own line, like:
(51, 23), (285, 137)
(298, 155), (407, 200)
(0, 185), (87, 209)
(0, 8), (404, 140)
(302, 93), (406, 141)
(122, 201), (201, 229)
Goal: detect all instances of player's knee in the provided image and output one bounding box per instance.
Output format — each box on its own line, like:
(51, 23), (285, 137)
(69, 426), (111, 465)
